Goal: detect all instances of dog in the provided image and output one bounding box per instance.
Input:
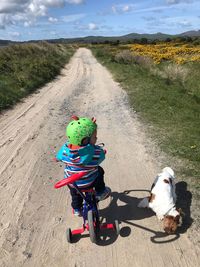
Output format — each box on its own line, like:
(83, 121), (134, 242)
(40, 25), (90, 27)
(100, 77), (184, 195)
(138, 167), (183, 234)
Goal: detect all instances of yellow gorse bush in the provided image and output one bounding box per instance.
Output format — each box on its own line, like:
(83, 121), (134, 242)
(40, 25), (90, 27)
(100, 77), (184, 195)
(129, 43), (200, 64)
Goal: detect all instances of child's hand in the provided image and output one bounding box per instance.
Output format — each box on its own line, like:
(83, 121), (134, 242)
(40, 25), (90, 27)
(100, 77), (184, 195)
(97, 143), (104, 147)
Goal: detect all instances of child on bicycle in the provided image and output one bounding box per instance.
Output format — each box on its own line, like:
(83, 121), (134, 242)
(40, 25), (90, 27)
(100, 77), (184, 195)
(56, 115), (110, 216)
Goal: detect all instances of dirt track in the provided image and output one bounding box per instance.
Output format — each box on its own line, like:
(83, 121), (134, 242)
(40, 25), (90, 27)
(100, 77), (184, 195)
(0, 48), (199, 267)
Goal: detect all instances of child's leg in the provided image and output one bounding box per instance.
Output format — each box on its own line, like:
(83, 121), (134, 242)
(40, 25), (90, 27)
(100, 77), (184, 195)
(93, 166), (105, 193)
(69, 186), (83, 209)
(93, 167), (111, 201)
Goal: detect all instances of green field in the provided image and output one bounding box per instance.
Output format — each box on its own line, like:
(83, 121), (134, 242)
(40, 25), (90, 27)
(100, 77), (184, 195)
(91, 45), (200, 194)
(0, 42), (75, 111)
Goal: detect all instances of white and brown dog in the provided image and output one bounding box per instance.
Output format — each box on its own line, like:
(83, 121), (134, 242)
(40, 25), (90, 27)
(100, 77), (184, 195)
(138, 167), (183, 234)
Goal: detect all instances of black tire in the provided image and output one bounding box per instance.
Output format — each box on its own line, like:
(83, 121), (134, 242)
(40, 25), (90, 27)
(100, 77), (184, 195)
(114, 220), (120, 236)
(66, 228), (72, 243)
(88, 210), (97, 243)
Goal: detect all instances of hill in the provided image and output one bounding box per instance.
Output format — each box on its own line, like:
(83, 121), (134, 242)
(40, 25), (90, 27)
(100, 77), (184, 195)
(1, 30), (200, 45)
(46, 30), (200, 43)
(179, 30), (200, 37)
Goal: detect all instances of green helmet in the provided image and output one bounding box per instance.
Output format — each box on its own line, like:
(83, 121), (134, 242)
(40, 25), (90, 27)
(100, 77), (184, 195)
(66, 116), (97, 145)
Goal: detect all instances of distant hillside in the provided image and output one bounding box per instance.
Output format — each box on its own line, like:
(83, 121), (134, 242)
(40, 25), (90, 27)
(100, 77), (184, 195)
(1, 30), (200, 46)
(46, 30), (200, 43)
(121, 32), (174, 40)
(0, 40), (14, 46)
(45, 33), (173, 43)
(179, 30), (200, 37)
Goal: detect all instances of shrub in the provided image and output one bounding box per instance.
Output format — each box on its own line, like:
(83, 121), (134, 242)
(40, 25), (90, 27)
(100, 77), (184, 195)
(114, 50), (134, 64)
(0, 43), (75, 111)
(162, 64), (189, 85)
(132, 54), (154, 68)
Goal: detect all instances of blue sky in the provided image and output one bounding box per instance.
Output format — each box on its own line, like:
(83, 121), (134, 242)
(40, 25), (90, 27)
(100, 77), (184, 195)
(0, 0), (199, 41)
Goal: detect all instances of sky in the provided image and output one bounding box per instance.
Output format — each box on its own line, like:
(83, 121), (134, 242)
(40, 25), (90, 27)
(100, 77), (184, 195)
(0, 0), (199, 41)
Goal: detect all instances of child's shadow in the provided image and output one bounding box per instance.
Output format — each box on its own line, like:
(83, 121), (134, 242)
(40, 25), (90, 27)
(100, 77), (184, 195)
(98, 189), (181, 245)
(100, 190), (154, 223)
(175, 181), (193, 233)
(97, 190), (153, 246)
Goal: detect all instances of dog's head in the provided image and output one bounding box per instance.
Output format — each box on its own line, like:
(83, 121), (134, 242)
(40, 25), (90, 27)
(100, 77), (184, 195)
(163, 208), (184, 234)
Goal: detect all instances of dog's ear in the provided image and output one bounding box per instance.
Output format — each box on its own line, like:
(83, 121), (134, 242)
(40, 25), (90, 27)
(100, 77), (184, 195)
(149, 193), (156, 203)
(175, 215), (180, 223)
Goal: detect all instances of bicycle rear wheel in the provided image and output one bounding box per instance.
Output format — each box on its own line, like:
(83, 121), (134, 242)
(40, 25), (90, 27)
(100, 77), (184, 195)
(88, 210), (98, 243)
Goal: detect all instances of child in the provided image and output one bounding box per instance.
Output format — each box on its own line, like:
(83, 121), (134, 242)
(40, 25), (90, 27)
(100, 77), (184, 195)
(56, 116), (110, 216)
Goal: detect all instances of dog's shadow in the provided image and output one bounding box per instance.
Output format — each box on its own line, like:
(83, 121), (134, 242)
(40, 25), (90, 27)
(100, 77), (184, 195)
(98, 182), (193, 244)
(99, 190), (181, 244)
(175, 181), (193, 233)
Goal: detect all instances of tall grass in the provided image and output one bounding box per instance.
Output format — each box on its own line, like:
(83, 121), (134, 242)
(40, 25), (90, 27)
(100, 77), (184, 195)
(91, 45), (200, 192)
(0, 42), (75, 111)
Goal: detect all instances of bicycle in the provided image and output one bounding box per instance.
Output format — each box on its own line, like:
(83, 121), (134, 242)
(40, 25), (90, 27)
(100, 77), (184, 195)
(54, 172), (120, 244)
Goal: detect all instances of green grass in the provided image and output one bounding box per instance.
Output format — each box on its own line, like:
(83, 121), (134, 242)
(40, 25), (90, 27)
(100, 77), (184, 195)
(91, 45), (200, 191)
(0, 42), (76, 111)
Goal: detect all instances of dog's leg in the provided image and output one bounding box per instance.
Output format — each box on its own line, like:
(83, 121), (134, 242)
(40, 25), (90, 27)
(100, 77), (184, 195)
(138, 197), (149, 208)
(157, 214), (164, 221)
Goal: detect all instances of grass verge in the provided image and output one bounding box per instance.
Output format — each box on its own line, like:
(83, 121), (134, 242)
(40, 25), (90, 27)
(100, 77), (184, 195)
(91, 45), (200, 195)
(0, 42), (76, 111)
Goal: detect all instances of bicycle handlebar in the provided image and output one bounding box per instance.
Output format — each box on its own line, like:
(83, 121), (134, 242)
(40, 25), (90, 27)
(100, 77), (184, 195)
(54, 171), (86, 189)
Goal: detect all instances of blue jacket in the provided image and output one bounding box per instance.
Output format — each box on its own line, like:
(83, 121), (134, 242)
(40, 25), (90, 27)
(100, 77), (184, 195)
(56, 142), (105, 188)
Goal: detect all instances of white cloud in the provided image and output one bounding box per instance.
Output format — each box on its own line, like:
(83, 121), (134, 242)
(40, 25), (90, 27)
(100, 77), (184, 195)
(28, 3), (47, 17)
(122, 5), (132, 12)
(48, 16), (58, 22)
(66, 0), (84, 4)
(0, 1), (28, 13)
(24, 20), (33, 27)
(179, 20), (192, 26)
(0, 14), (12, 29)
(0, 0), (85, 29)
(44, 0), (65, 7)
(61, 13), (85, 23)
(50, 30), (57, 35)
(146, 15), (195, 31)
(10, 31), (20, 37)
(166, 0), (179, 3)
(166, 0), (193, 4)
(111, 5), (117, 14)
(111, 4), (134, 14)
(75, 22), (99, 31)
(88, 23), (98, 30)
(166, 17), (192, 27)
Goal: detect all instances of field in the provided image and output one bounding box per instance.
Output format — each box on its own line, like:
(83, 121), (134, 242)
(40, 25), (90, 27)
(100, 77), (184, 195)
(0, 42), (75, 111)
(91, 42), (200, 194)
(129, 42), (200, 64)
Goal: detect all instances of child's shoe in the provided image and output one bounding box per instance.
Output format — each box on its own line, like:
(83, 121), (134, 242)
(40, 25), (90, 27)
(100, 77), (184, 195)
(96, 187), (111, 201)
(73, 208), (82, 216)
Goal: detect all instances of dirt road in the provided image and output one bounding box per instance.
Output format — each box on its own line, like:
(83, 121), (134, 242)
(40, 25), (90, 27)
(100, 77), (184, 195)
(0, 48), (199, 267)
